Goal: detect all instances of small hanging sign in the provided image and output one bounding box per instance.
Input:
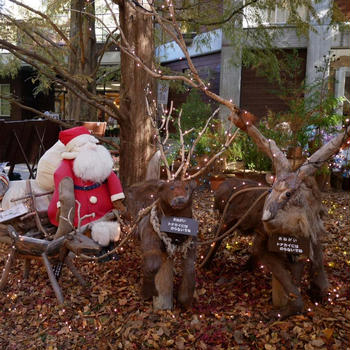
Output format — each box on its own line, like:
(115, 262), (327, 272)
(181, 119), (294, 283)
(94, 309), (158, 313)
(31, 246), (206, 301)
(268, 234), (310, 256)
(157, 81), (169, 105)
(0, 203), (29, 223)
(160, 216), (198, 237)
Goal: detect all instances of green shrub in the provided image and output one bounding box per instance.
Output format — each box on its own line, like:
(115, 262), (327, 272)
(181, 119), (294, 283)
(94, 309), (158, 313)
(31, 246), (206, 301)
(179, 89), (213, 131)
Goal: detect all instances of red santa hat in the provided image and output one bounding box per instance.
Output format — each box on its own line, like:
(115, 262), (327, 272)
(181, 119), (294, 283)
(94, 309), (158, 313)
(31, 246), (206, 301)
(60, 126), (98, 159)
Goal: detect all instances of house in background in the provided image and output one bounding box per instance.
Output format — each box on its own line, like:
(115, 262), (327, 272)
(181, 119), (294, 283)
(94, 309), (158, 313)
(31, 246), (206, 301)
(0, 2), (121, 122)
(157, 0), (350, 121)
(0, 55), (55, 120)
(1, 0), (349, 122)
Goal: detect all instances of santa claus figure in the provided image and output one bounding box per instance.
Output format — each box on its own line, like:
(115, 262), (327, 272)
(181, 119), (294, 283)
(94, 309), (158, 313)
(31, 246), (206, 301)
(48, 126), (125, 248)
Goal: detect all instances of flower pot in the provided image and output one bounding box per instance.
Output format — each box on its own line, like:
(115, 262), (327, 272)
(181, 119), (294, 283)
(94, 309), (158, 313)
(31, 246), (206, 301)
(80, 121), (107, 137)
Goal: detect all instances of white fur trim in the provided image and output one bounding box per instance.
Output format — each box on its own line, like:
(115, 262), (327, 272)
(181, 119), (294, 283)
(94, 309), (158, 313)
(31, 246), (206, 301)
(61, 134), (99, 160)
(65, 134), (98, 152)
(61, 151), (79, 160)
(111, 193), (125, 201)
(91, 221), (121, 247)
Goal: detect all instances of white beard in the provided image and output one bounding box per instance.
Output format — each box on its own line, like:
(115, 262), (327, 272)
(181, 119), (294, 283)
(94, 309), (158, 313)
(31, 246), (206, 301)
(73, 143), (114, 183)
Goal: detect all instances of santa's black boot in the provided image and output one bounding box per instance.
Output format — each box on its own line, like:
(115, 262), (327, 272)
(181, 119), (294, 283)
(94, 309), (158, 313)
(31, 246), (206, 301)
(98, 242), (120, 263)
(52, 262), (64, 280)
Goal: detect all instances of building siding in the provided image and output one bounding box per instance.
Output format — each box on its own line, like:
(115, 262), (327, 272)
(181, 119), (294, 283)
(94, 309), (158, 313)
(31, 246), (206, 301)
(162, 52), (221, 109)
(240, 49), (307, 119)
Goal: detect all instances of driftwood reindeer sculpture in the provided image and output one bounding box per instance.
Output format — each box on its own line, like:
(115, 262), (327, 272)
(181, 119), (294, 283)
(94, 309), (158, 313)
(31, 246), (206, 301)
(0, 177), (102, 304)
(203, 111), (350, 318)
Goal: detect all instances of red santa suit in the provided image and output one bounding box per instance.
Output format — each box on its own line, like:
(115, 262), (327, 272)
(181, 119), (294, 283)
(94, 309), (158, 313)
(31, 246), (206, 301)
(48, 159), (124, 227)
(48, 126), (124, 246)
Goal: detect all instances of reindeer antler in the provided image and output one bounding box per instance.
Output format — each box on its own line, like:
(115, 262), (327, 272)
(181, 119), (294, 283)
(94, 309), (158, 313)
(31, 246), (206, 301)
(297, 125), (350, 178)
(228, 110), (291, 176)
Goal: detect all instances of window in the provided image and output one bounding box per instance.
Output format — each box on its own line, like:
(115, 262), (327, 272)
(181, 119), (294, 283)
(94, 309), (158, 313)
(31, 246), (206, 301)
(243, 3), (307, 27)
(0, 84), (10, 118)
(95, 2), (120, 43)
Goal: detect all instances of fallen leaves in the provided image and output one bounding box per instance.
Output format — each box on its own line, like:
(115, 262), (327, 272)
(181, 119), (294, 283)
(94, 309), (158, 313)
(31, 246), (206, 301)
(323, 327), (334, 340)
(0, 189), (349, 349)
(118, 298), (128, 306)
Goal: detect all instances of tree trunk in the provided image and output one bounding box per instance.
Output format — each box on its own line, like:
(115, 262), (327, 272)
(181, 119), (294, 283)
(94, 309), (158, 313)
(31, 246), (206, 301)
(118, 0), (156, 186)
(66, 0), (97, 122)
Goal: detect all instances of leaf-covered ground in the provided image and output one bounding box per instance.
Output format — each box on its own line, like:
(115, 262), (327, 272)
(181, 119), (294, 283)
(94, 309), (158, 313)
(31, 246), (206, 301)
(0, 188), (349, 350)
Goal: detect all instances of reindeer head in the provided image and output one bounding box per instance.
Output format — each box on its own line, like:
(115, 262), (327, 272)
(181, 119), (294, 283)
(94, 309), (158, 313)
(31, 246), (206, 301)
(158, 180), (197, 211)
(261, 172), (326, 243)
(259, 124), (350, 243)
(231, 112), (349, 243)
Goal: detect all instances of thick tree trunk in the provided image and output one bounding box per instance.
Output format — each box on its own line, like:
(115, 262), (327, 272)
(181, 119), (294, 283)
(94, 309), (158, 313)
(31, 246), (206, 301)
(118, 0), (156, 186)
(66, 0), (97, 122)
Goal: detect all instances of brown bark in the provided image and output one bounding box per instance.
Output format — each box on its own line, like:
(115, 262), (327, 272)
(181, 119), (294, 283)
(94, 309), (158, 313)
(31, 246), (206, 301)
(67, 0), (97, 122)
(118, 0), (156, 186)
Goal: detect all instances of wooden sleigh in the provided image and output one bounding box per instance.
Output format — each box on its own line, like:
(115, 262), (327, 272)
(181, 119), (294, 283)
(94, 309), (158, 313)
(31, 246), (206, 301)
(0, 177), (118, 304)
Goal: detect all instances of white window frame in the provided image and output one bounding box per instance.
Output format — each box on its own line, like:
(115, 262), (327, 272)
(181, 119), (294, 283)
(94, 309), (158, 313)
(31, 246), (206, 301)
(334, 67), (350, 116)
(243, 3), (307, 27)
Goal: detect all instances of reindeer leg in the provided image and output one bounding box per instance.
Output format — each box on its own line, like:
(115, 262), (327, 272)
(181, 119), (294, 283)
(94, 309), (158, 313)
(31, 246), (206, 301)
(253, 235), (303, 319)
(288, 255), (305, 286)
(42, 252), (64, 304)
(23, 258), (30, 280)
(153, 256), (173, 310)
(65, 253), (87, 287)
(178, 241), (196, 308)
(140, 219), (163, 300)
(262, 253), (304, 319)
(308, 240), (329, 303)
(0, 249), (16, 290)
(142, 249), (162, 299)
(271, 256), (304, 308)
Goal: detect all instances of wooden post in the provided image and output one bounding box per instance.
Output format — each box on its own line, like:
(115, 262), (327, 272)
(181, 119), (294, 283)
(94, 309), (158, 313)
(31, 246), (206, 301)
(0, 249), (16, 290)
(65, 253), (87, 286)
(272, 274), (288, 307)
(41, 252), (64, 304)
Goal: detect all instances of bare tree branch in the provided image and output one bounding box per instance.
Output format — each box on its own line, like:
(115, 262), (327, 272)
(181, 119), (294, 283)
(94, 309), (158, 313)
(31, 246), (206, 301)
(180, 108), (218, 179)
(0, 39), (127, 122)
(145, 95), (172, 180)
(9, 0), (77, 56)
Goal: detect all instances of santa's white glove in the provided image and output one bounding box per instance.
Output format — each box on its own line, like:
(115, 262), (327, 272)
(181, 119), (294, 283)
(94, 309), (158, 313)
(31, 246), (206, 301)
(91, 221), (121, 247)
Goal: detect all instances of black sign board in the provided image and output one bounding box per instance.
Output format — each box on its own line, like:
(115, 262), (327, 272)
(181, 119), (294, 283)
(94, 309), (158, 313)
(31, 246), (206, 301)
(160, 216), (198, 237)
(268, 235), (310, 256)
